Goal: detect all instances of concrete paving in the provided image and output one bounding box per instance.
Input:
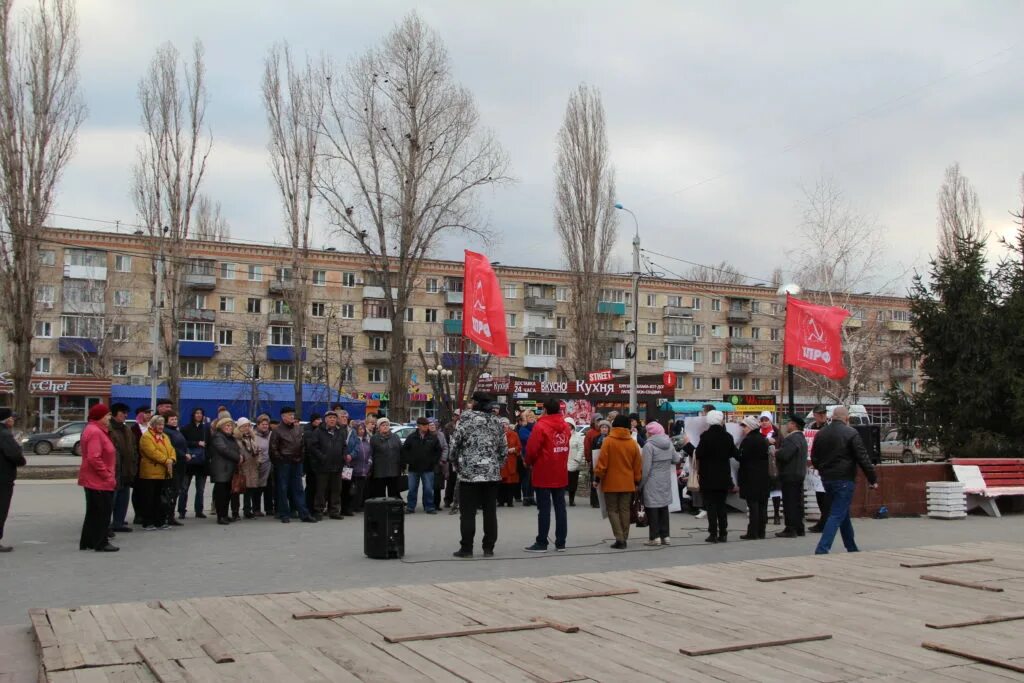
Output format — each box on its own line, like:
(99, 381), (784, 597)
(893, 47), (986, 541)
(2, 479), (1022, 630)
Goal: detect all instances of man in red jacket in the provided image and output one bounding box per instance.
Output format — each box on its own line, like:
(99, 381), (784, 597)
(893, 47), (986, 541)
(524, 398), (572, 552)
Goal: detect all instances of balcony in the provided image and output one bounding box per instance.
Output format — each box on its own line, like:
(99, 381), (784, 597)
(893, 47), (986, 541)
(266, 346), (306, 362)
(663, 359), (695, 374)
(269, 311), (292, 324)
(885, 319), (912, 332)
(726, 309), (752, 323)
(362, 349), (391, 363)
(363, 285), (398, 300)
(599, 329), (626, 342)
(890, 367), (913, 379)
(663, 306), (694, 318)
(442, 352), (483, 369)
(183, 308), (216, 322)
(728, 337), (753, 347)
(597, 301), (627, 316)
(609, 358), (626, 370)
(185, 272), (216, 290)
(844, 317), (863, 328)
(524, 296), (556, 311)
(178, 341), (217, 359)
(63, 264), (107, 281)
(63, 300), (105, 315)
(664, 334), (696, 345)
(443, 319), (463, 335)
(445, 290), (463, 306)
(58, 337), (97, 354)
(362, 318), (392, 333)
(726, 362), (752, 374)
(526, 325), (557, 338)
(524, 354), (558, 369)
(268, 279), (295, 295)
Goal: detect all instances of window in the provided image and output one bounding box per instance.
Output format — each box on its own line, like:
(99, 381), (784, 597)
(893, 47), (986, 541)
(39, 249), (56, 266)
(220, 262), (235, 279)
(771, 303), (780, 316)
(665, 320), (691, 337)
(342, 272), (357, 288)
(218, 363), (232, 379)
(36, 285), (55, 304)
(340, 335), (354, 350)
(425, 339), (438, 353)
(444, 277), (464, 292)
(218, 329), (233, 346)
(404, 307), (414, 323)
(691, 297), (702, 310)
(531, 372), (548, 382)
(114, 290), (132, 307)
(107, 359), (128, 377)
(730, 377), (744, 390)
(340, 366), (354, 383)
(247, 298), (262, 314)
(111, 324), (129, 342)
(751, 378), (761, 391)
(404, 338), (414, 353)
(770, 352), (780, 365)
(751, 301), (760, 314)
(645, 293), (657, 307)
(63, 280), (103, 305)
(891, 310), (912, 322)
(33, 357), (51, 374)
(308, 365), (326, 382)
(64, 249), (105, 267)
(425, 309), (438, 323)
(369, 335), (388, 352)
(646, 322), (658, 335)
(311, 302), (326, 317)
(216, 297), (233, 313)
(34, 321), (52, 337)
(693, 348), (704, 364)
(711, 350), (723, 364)
(509, 342), (517, 357)
(339, 304), (355, 319)
(666, 345), (693, 360)
(556, 316), (567, 330)
(273, 299), (290, 315)
(911, 381), (918, 393)
(310, 334), (325, 350)
(711, 299), (721, 312)
(243, 363), (260, 380)
(67, 358), (92, 375)
(692, 376), (703, 391)
(61, 315), (102, 338)
(312, 270), (326, 286)
(247, 264), (262, 281)
(270, 326), (292, 346)
(506, 313), (517, 328)
(368, 367), (388, 384)
(600, 288), (625, 303)
(526, 338), (556, 356)
(504, 283), (518, 299)
(185, 293), (207, 310)
(770, 328), (781, 341)
(711, 325), (722, 338)
(273, 364), (296, 381)
(710, 377), (722, 390)
(147, 360), (164, 377)
(246, 331), (262, 348)
(693, 324), (704, 338)
(646, 348), (657, 361)
(114, 255), (132, 272)
(750, 327), (760, 340)
(771, 379), (780, 392)
(274, 267), (293, 283)
(425, 277), (439, 293)
(179, 322), (213, 341)
(556, 286), (569, 302)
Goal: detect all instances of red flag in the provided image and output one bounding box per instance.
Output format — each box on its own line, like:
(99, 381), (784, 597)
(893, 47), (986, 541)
(462, 250), (509, 357)
(783, 296), (851, 380)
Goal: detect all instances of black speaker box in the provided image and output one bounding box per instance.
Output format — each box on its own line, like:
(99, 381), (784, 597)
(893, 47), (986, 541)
(364, 497), (405, 559)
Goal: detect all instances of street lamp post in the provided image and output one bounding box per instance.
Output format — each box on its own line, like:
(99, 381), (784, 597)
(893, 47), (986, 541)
(777, 283), (802, 417)
(614, 203), (641, 416)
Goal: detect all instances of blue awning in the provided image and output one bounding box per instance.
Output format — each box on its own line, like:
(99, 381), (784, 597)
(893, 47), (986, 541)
(266, 346), (307, 362)
(178, 341), (216, 358)
(58, 337), (97, 354)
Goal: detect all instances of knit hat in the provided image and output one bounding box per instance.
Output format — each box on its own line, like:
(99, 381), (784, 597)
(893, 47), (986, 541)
(706, 410), (724, 426)
(236, 417), (251, 428)
(597, 420), (611, 430)
(564, 417), (576, 427)
(88, 403), (110, 421)
(646, 422), (665, 437)
(759, 410), (773, 421)
(0, 407), (13, 422)
(742, 416), (760, 430)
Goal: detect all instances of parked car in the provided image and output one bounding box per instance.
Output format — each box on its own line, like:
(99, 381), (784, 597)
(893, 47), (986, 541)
(393, 424), (417, 443)
(880, 428), (942, 463)
(21, 421), (86, 455)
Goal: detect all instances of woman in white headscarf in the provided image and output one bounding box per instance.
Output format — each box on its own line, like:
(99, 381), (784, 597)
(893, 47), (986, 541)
(695, 410), (739, 543)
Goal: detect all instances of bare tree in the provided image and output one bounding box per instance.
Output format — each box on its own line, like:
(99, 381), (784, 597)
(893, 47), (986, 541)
(314, 13), (510, 421)
(0, 0), (84, 428)
(191, 194), (230, 241)
(792, 177), (905, 403)
(554, 84), (617, 378)
(262, 42), (321, 419)
(685, 261), (747, 285)
(937, 162), (986, 261)
(132, 40), (211, 407)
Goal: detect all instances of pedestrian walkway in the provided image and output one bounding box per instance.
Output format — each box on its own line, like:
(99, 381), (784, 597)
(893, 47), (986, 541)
(28, 541), (1024, 681)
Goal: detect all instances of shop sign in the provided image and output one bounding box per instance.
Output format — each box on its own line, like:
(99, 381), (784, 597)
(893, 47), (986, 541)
(0, 371), (110, 396)
(724, 393), (778, 414)
(480, 376), (672, 397)
(349, 391), (390, 402)
(586, 369), (614, 383)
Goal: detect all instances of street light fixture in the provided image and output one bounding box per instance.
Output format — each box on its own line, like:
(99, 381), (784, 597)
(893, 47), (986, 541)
(614, 202), (641, 416)
(776, 283), (802, 417)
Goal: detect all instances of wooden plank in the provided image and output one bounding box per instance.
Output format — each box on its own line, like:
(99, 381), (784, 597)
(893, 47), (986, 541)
(29, 608), (58, 649)
(755, 574), (815, 583)
(291, 605), (402, 620)
(926, 612), (1024, 630)
(135, 641), (186, 683)
(384, 621), (548, 644)
(546, 588), (640, 600)
(920, 575), (1005, 592)
(922, 642), (1024, 675)
(660, 578), (714, 591)
(901, 558), (994, 569)
(680, 634), (833, 656)
(200, 639), (235, 664)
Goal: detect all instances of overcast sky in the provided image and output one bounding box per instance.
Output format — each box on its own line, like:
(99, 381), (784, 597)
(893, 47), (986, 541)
(54, 1), (1024, 293)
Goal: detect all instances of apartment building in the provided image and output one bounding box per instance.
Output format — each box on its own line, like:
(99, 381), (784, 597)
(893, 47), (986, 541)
(17, 227), (920, 425)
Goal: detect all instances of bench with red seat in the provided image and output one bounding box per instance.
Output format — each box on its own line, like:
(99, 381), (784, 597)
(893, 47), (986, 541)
(950, 458), (1024, 517)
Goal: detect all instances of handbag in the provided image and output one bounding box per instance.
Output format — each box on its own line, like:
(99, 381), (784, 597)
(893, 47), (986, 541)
(187, 446), (206, 466)
(767, 446), (779, 481)
(342, 466), (354, 481)
(230, 467), (246, 495)
(630, 491), (648, 527)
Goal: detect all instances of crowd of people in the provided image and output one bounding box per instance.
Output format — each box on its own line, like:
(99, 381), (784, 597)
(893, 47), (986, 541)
(0, 394), (878, 558)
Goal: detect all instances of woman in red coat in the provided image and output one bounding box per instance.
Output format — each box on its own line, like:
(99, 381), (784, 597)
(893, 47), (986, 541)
(498, 419), (521, 507)
(78, 404), (119, 552)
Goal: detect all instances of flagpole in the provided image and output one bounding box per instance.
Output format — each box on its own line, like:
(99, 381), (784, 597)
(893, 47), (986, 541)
(777, 286), (802, 417)
(458, 334), (466, 414)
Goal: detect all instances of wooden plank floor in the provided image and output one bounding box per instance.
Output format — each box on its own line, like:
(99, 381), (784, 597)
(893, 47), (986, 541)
(31, 542), (1024, 682)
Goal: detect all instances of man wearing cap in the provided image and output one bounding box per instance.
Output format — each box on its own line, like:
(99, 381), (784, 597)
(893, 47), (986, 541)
(449, 393), (507, 558)
(130, 406), (152, 525)
(270, 407), (315, 523)
(107, 403), (137, 533)
(308, 411), (348, 520)
(775, 415), (808, 538)
(0, 408), (27, 552)
(401, 417), (443, 514)
(807, 405), (830, 533)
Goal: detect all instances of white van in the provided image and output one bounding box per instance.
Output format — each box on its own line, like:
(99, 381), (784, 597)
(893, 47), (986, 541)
(805, 404), (872, 426)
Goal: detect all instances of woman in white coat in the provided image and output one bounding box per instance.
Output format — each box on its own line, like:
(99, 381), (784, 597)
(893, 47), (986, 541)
(565, 418), (586, 506)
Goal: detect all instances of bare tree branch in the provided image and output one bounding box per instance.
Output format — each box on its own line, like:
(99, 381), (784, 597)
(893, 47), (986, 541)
(685, 261), (746, 285)
(937, 162), (986, 261)
(191, 193), (230, 241)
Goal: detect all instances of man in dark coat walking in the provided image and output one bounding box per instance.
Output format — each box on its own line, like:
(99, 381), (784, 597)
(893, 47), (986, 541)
(401, 417), (442, 514)
(0, 408), (26, 552)
(775, 415), (808, 538)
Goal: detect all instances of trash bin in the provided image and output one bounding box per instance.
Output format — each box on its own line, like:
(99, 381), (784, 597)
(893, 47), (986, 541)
(364, 497), (405, 559)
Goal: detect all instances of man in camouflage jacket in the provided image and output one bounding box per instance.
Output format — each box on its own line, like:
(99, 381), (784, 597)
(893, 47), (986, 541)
(449, 393), (506, 558)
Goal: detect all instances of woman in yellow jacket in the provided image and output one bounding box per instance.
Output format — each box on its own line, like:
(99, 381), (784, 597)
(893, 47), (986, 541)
(594, 415), (644, 549)
(138, 415), (176, 530)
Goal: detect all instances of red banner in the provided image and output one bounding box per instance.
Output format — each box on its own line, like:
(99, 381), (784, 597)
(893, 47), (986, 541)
(783, 296), (851, 380)
(462, 250), (509, 356)
(587, 369), (614, 383)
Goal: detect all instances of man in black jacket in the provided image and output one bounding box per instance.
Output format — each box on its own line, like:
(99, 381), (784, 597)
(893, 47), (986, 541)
(774, 415), (808, 538)
(303, 413), (322, 516)
(0, 408), (26, 551)
(309, 411), (348, 520)
(401, 417), (442, 514)
(811, 406), (878, 554)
